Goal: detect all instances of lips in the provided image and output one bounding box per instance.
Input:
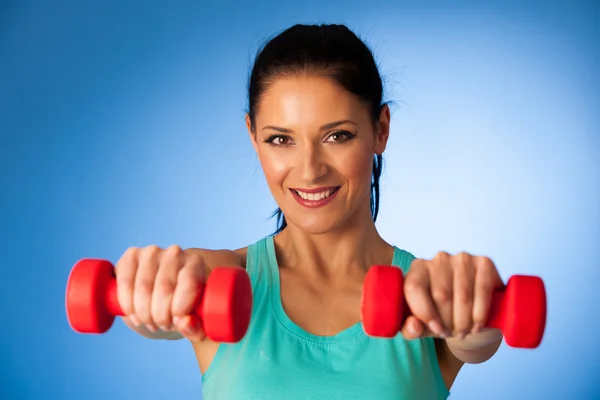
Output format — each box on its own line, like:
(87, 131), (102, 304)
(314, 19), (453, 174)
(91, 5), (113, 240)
(290, 186), (341, 208)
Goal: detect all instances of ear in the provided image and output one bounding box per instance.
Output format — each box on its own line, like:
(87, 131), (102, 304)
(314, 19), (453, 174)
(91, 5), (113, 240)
(246, 114), (259, 154)
(374, 104), (391, 155)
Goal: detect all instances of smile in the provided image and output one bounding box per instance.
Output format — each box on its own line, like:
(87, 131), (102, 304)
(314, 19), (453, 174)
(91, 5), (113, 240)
(290, 186), (341, 208)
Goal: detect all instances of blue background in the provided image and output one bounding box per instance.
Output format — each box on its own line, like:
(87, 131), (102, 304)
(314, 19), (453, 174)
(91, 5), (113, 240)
(1, 0), (598, 398)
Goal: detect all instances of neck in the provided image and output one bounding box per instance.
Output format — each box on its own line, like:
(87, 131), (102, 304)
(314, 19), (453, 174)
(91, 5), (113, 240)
(272, 204), (394, 282)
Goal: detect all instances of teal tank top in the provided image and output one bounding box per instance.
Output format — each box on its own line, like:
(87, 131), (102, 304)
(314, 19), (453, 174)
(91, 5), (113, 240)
(201, 236), (450, 399)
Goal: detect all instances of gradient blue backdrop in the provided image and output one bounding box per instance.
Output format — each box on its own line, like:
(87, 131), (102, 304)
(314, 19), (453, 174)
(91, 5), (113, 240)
(1, 0), (598, 398)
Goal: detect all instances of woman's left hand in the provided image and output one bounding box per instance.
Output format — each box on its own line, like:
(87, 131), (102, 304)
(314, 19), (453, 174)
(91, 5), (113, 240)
(401, 251), (504, 340)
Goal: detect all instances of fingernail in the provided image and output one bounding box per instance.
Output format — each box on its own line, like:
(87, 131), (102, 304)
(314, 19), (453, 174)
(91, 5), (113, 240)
(146, 324), (157, 333)
(129, 315), (140, 326)
(458, 332), (466, 340)
(428, 321), (445, 337)
(471, 323), (481, 334)
(159, 325), (170, 332)
(407, 323), (418, 337)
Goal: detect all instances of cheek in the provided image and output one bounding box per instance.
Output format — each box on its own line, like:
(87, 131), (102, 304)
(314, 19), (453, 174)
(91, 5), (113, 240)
(259, 151), (289, 190)
(337, 145), (374, 189)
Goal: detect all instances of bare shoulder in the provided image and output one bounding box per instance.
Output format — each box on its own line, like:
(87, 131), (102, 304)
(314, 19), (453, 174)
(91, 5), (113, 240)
(232, 247), (248, 268)
(194, 247), (248, 271)
(434, 338), (464, 391)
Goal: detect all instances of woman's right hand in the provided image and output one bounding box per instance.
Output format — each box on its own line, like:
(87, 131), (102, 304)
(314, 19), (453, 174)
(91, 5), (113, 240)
(115, 244), (209, 342)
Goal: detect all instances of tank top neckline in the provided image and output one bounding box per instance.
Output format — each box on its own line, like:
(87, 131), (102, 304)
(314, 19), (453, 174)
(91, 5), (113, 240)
(264, 235), (403, 345)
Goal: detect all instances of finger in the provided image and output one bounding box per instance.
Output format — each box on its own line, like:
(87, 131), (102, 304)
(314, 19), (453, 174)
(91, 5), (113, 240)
(472, 256), (503, 333)
(429, 252), (453, 337)
(400, 315), (427, 340)
(404, 259), (445, 337)
(115, 247), (140, 325)
(133, 245), (161, 331)
(151, 244), (184, 331)
(452, 252), (475, 339)
(175, 315), (206, 343)
(171, 252), (207, 318)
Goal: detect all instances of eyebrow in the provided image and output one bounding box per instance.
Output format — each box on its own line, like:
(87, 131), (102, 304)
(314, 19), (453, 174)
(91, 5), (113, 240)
(262, 119), (357, 133)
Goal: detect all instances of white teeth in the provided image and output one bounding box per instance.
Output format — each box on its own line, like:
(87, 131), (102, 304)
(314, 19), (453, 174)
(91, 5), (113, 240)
(295, 188), (336, 201)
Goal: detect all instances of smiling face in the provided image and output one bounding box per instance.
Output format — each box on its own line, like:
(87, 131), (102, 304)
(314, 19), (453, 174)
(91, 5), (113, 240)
(247, 76), (390, 234)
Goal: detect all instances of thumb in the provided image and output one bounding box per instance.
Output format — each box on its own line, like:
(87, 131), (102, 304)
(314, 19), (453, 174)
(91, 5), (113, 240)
(175, 315), (206, 342)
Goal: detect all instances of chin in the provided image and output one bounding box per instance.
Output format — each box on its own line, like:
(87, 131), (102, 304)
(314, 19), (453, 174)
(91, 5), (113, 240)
(287, 215), (344, 235)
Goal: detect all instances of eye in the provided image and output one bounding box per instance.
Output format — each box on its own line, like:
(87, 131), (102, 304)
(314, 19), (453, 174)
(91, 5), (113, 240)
(325, 130), (355, 143)
(264, 134), (293, 147)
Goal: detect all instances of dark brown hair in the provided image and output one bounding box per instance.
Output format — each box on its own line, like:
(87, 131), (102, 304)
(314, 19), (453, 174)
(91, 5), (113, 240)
(246, 24), (385, 234)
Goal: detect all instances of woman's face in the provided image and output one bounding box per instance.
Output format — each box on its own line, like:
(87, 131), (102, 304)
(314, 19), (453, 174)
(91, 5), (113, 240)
(247, 76), (390, 234)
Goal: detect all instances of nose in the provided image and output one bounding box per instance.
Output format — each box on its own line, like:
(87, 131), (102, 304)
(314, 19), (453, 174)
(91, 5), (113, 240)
(299, 145), (328, 184)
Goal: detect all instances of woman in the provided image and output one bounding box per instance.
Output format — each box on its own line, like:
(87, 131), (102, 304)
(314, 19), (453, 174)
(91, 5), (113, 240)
(115, 24), (505, 399)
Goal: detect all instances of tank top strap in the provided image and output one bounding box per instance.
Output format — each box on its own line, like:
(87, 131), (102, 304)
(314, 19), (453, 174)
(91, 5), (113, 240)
(244, 236), (262, 286)
(243, 236), (274, 311)
(391, 246), (417, 275)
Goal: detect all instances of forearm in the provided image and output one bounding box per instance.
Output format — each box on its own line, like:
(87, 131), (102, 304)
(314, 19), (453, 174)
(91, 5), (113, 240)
(444, 328), (503, 364)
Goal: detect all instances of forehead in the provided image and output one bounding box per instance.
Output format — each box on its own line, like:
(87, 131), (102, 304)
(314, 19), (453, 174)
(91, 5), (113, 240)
(255, 76), (368, 126)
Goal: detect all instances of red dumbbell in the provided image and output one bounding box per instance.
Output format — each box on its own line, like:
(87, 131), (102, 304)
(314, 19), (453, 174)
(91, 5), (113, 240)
(65, 258), (253, 343)
(361, 265), (546, 348)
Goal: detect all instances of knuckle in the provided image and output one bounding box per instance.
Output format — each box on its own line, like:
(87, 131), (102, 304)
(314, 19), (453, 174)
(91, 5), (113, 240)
(185, 250), (205, 268)
(162, 246), (182, 265)
(170, 301), (184, 316)
(135, 278), (154, 295)
(178, 275), (200, 293)
(178, 265), (194, 280)
(180, 263), (204, 282)
(480, 256), (495, 271)
(409, 258), (422, 269)
(403, 278), (423, 296)
(142, 244), (161, 258)
(155, 279), (176, 296)
(170, 295), (189, 316)
(116, 247), (139, 271)
(165, 244), (183, 256)
(177, 286), (201, 311)
(431, 286), (451, 303)
(455, 287), (472, 305)
(161, 247), (184, 270)
(434, 252), (451, 267)
(123, 246), (140, 259)
(456, 252), (471, 266)
(116, 275), (133, 288)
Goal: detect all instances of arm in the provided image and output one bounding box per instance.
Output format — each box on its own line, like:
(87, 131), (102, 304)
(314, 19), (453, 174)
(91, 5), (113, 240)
(434, 329), (503, 390)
